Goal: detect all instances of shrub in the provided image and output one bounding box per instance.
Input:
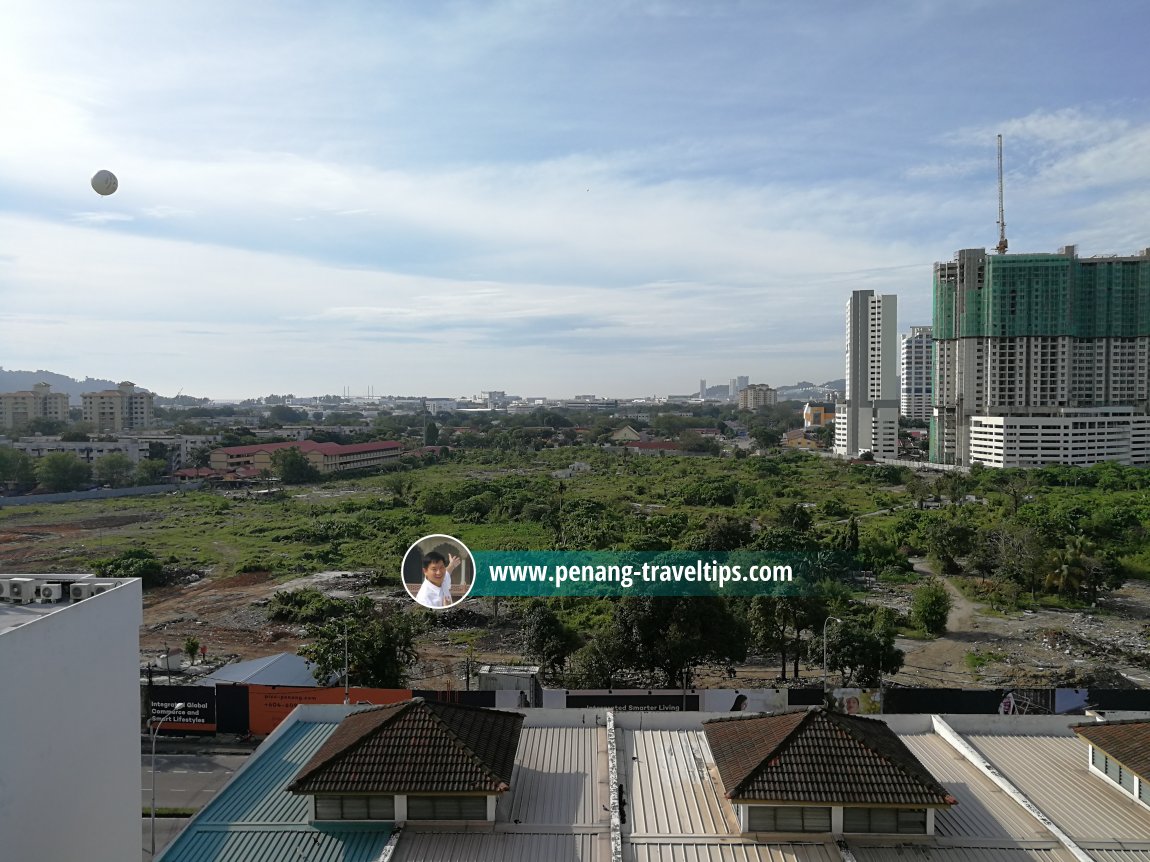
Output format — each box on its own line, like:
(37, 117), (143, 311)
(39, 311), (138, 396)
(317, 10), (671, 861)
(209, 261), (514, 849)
(910, 578), (952, 636)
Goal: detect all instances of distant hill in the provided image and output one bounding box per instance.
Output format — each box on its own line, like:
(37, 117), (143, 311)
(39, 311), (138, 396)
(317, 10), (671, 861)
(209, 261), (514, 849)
(0, 368), (124, 403)
(776, 379), (845, 401)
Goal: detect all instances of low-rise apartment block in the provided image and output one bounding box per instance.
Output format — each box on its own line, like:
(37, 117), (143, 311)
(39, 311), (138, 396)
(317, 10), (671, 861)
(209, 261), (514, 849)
(82, 380), (154, 432)
(0, 382), (70, 430)
(739, 384), (777, 410)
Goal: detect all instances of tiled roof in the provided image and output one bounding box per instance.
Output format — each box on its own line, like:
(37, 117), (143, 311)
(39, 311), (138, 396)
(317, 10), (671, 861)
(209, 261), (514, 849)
(287, 698), (524, 795)
(1074, 719), (1150, 778)
(703, 709), (955, 806)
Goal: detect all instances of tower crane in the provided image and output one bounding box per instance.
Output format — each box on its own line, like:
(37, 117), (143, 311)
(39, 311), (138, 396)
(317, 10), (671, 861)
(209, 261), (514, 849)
(995, 134), (1008, 255)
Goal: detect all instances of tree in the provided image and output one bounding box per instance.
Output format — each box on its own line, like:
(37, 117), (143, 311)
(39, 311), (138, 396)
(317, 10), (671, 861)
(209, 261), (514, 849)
(924, 518), (975, 575)
(93, 452), (135, 488)
(820, 609), (904, 687)
(425, 421), (439, 446)
(381, 473), (415, 505)
(26, 417), (67, 435)
(911, 579), (952, 635)
(0, 448), (37, 492)
(135, 458), (168, 485)
(298, 598), (421, 688)
(610, 596), (747, 687)
(184, 636), (201, 665)
(521, 600), (580, 680)
(267, 404), (307, 424)
(36, 452), (92, 492)
(95, 547), (165, 587)
(270, 446), (321, 483)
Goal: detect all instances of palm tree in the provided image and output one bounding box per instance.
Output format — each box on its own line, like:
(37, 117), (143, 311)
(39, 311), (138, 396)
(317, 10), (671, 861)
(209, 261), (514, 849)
(1045, 536), (1096, 597)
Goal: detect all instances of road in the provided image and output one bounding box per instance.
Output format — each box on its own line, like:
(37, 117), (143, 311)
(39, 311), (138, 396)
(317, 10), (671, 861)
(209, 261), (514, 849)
(142, 752), (247, 809)
(142, 753), (247, 858)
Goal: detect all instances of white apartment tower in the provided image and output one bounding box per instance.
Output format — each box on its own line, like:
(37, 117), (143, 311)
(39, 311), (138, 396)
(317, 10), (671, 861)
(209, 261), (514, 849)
(900, 326), (933, 422)
(834, 291), (899, 458)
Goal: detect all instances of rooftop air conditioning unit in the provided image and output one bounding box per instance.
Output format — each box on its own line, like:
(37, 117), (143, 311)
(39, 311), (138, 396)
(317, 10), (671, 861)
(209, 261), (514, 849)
(0, 579), (12, 601)
(89, 580), (119, 595)
(36, 583), (63, 603)
(70, 583), (95, 601)
(9, 578), (38, 604)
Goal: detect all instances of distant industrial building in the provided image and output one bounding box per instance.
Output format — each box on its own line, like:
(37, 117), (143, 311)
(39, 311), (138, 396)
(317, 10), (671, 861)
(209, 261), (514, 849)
(835, 291), (899, 458)
(933, 245), (1150, 467)
(210, 439), (402, 474)
(900, 325), (933, 422)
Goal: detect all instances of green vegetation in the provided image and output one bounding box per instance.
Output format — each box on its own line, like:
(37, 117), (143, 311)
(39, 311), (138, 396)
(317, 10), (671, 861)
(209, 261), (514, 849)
(910, 579), (952, 636)
(7, 445), (1150, 683)
(964, 648), (1008, 671)
(297, 597), (422, 688)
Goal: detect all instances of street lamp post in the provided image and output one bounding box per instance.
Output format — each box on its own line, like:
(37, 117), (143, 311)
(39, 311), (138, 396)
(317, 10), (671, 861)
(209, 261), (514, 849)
(149, 701), (186, 857)
(343, 619), (350, 705)
(822, 617), (843, 696)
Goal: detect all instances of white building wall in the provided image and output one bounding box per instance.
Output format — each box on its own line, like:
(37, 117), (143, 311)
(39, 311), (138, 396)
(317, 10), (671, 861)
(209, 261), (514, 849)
(836, 291), (899, 458)
(900, 326), (933, 422)
(0, 580), (142, 862)
(968, 409), (1150, 468)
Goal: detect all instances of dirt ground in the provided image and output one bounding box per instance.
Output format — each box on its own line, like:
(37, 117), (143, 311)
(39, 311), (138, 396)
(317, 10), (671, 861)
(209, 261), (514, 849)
(3, 510), (1149, 690)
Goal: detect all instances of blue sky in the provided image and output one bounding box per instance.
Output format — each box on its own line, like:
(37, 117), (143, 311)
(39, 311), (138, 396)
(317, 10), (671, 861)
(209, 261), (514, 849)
(2, 0), (1149, 400)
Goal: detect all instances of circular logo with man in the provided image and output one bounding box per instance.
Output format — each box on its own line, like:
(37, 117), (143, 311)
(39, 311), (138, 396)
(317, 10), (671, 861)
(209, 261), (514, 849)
(401, 534), (476, 609)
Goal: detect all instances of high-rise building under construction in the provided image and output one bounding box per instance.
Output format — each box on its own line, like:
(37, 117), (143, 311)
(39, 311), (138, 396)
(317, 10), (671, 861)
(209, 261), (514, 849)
(932, 245), (1150, 467)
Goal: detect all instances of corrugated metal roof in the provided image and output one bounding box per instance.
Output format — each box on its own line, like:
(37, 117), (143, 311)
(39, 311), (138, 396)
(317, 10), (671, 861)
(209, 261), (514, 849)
(627, 840), (840, 861)
(201, 652), (322, 687)
(966, 734), (1150, 843)
(849, 847), (1074, 862)
(623, 729), (739, 836)
(159, 718), (395, 862)
(390, 830), (604, 861)
(161, 825), (394, 862)
(497, 726), (605, 826)
(899, 734), (1054, 840)
(1079, 850), (1150, 861)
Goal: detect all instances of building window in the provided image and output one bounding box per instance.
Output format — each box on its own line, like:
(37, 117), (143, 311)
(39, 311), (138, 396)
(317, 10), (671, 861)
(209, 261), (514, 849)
(843, 807), (927, 834)
(406, 795), (489, 820)
(747, 805), (831, 832)
(314, 795), (395, 820)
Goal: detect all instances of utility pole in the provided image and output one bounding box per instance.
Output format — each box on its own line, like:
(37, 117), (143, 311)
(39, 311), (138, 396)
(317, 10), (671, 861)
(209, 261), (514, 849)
(343, 619), (350, 705)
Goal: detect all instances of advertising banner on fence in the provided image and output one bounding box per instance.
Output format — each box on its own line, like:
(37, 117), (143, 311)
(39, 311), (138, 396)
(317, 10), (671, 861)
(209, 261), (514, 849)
(247, 686), (411, 735)
(700, 688), (788, 713)
(148, 686), (216, 732)
(830, 687), (882, 715)
(548, 689), (701, 711)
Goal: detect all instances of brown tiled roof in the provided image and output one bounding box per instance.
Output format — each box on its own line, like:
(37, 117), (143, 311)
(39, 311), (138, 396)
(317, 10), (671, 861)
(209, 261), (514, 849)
(1074, 719), (1150, 778)
(287, 698), (524, 795)
(703, 709), (954, 806)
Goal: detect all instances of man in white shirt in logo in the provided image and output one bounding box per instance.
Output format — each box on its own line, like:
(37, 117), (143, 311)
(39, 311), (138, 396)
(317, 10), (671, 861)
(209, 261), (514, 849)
(414, 550), (461, 609)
